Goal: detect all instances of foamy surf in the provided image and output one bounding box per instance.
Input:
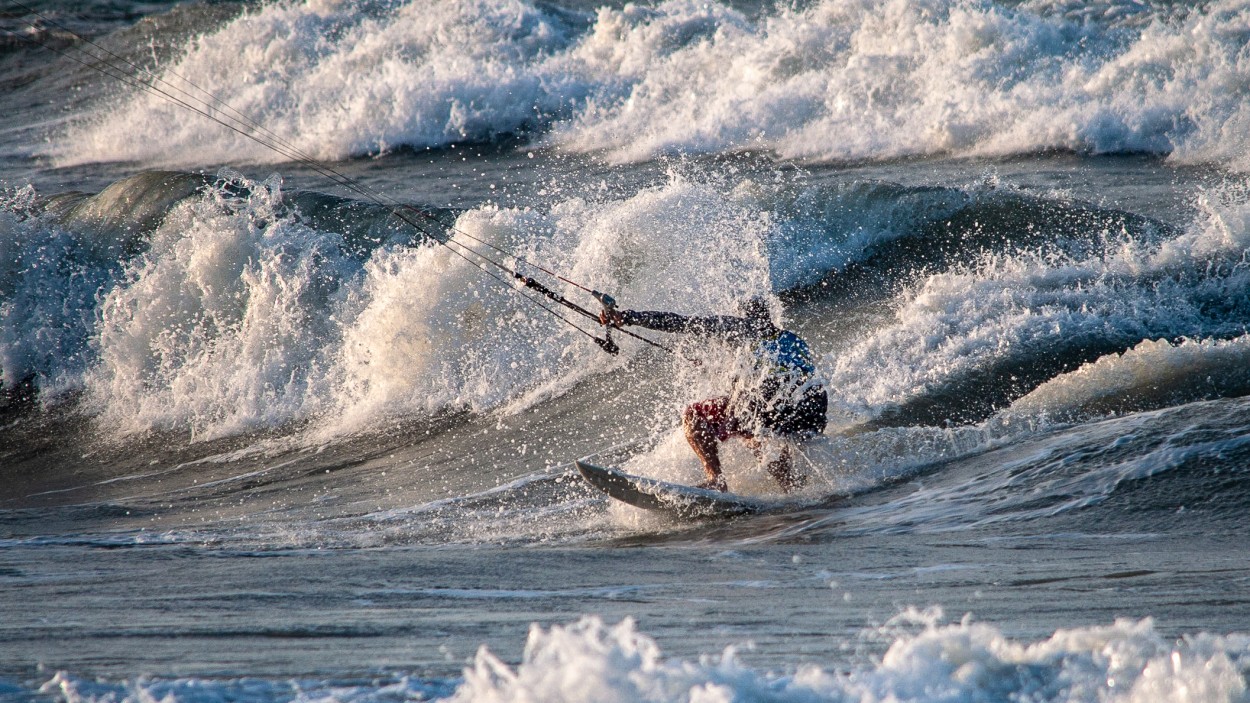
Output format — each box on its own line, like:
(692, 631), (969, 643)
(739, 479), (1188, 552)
(34, 613), (1250, 703)
(53, 0), (1250, 172)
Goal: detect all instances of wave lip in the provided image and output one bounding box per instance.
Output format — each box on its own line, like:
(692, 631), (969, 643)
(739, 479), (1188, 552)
(1006, 335), (1250, 424)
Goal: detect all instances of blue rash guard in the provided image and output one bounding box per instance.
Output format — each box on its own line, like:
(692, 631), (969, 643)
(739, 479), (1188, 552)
(619, 309), (828, 437)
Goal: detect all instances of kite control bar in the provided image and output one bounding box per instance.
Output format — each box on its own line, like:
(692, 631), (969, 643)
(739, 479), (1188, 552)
(513, 275), (672, 356)
(589, 291), (676, 355)
(590, 291), (619, 354)
(515, 273), (618, 354)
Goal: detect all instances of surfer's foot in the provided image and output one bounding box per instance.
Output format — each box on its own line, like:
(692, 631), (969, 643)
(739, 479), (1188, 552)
(696, 475), (728, 492)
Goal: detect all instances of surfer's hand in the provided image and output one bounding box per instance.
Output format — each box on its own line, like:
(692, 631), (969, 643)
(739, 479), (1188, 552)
(600, 308), (626, 327)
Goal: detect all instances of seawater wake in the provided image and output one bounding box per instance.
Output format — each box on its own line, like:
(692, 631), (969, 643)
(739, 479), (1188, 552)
(31, 612), (1250, 703)
(48, 0), (1250, 171)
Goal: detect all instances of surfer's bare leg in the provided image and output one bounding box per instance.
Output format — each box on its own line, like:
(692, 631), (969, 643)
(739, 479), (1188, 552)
(683, 404), (727, 491)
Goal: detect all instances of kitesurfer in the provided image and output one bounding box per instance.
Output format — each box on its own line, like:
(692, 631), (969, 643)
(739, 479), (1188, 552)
(601, 297), (827, 493)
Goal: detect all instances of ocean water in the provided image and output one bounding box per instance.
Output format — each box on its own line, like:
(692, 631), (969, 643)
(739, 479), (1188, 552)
(4, 0), (1250, 701)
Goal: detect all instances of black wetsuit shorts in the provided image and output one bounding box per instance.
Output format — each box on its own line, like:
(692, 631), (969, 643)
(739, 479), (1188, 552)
(757, 385), (828, 438)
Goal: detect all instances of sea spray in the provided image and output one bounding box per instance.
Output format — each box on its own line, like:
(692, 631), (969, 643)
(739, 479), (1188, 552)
(49, 170), (784, 441)
(330, 171), (779, 434)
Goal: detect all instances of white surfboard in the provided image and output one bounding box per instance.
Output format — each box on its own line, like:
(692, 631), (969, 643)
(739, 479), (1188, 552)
(575, 460), (767, 519)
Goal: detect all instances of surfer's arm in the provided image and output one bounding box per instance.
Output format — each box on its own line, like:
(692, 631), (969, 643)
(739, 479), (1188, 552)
(610, 309), (754, 338)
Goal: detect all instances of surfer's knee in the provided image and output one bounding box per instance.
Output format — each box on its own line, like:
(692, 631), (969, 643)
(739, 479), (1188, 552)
(685, 407), (724, 452)
(682, 403), (698, 425)
(683, 402), (711, 431)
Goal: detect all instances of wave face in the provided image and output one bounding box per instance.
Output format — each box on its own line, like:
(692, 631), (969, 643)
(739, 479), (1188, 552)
(52, 0), (1250, 169)
(832, 182), (1250, 428)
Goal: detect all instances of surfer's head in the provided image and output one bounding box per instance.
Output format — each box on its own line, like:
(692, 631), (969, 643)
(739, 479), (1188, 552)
(738, 296), (773, 324)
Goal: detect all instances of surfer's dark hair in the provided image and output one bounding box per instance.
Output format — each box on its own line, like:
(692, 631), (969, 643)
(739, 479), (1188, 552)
(738, 296), (771, 322)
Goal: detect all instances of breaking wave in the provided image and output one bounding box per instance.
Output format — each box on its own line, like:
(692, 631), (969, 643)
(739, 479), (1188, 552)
(5, 166), (1250, 445)
(53, 0), (1250, 170)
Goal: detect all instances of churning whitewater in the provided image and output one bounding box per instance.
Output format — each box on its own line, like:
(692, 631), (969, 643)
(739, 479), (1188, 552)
(4, 1), (1250, 702)
(53, 0), (1250, 169)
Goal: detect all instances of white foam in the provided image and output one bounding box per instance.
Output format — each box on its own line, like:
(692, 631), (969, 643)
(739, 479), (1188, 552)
(450, 613), (1250, 703)
(543, 0), (1250, 168)
(53, 0), (1250, 170)
(56, 0), (588, 166)
(83, 173), (349, 439)
(28, 612), (1250, 702)
(27, 612), (1250, 702)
